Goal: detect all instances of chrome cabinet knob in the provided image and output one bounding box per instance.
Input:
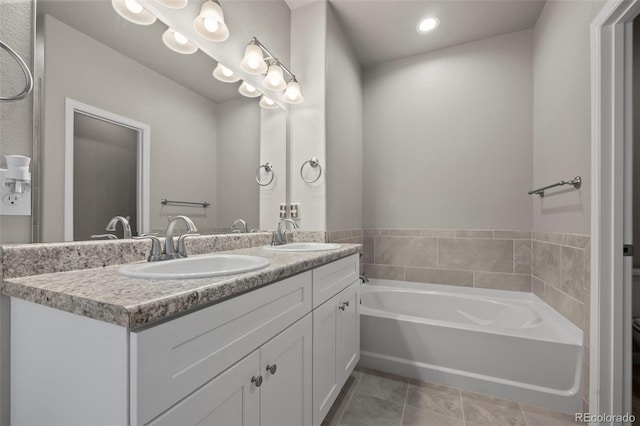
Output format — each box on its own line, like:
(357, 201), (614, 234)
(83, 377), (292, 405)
(251, 375), (263, 387)
(339, 303), (346, 311)
(344, 301), (350, 307)
(266, 364), (277, 375)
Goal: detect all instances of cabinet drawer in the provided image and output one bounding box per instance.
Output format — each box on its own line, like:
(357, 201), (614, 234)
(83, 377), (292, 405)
(312, 254), (359, 308)
(131, 271), (312, 426)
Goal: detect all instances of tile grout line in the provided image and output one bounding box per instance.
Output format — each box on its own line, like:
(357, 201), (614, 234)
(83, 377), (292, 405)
(460, 390), (467, 426)
(518, 402), (531, 426)
(399, 380), (409, 426)
(336, 372), (363, 425)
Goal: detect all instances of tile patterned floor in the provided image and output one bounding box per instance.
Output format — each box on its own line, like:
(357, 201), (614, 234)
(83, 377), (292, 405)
(322, 367), (579, 426)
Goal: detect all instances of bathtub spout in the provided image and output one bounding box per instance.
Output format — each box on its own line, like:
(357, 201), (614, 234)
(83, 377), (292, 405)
(360, 274), (369, 283)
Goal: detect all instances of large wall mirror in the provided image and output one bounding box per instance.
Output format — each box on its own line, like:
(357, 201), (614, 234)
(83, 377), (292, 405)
(34, 0), (288, 242)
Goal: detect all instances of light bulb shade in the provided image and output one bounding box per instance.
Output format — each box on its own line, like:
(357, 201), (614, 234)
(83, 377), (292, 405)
(263, 64), (286, 91)
(157, 0), (188, 9)
(162, 28), (198, 54)
(239, 81), (260, 98)
(112, 0), (157, 25)
(259, 95), (279, 109)
(193, 0), (229, 42)
(240, 44), (267, 75)
(213, 63), (240, 83)
(283, 78), (304, 104)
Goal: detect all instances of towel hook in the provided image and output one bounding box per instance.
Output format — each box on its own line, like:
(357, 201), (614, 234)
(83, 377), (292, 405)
(0, 40), (33, 101)
(256, 162), (274, 186)
(300, 157), (322, 183)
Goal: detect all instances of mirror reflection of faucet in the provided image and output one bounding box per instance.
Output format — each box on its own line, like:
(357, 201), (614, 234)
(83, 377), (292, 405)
(90, 216), (132, 240)
(135, 215), (200, 262)
(271, 218), (299, 246)
(230, 218), (247, 233)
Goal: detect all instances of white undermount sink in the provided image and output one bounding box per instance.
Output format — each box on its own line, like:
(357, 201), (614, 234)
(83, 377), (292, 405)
(118, 254), (270, 280)
(264, 243), (342, 252)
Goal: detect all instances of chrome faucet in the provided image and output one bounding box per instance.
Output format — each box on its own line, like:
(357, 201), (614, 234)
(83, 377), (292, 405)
(272, 218), (299, 246)
(135, 215), (199, 261)
(105, 216), (132, 239)
(230, 218), (247, 233)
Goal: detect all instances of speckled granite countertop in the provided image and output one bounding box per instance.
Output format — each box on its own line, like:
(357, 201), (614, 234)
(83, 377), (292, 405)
(1, 244), (361, 330)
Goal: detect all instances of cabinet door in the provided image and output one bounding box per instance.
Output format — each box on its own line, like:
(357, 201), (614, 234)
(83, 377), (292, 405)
(336, 281), (360, 382)
(312, 294), (340, 426)
(147, 351), (260, 426)
(260, 314), (313, 426)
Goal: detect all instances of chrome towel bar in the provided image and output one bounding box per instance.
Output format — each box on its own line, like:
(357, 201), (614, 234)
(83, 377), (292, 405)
(528, 176), (581, 197)
(161, 198), (210, 208)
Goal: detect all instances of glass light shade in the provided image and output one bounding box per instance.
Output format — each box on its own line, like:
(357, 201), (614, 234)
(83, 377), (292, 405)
(283, 78), (303, 104)
(239, 81), (260, 98)
(157, 0), (188, 8)
(263, 64), (286, 91)
(240, 44), (267, 75)
(162, 28), (198, 54)
(417, 17), (439, 33)
(259, 95), (279, 110)
(213, 63), (240, 83)
(193, 0), (229, 42)
(111, 0), (157, 25)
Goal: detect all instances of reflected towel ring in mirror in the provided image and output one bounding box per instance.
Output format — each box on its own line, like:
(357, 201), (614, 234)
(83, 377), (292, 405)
(256, 162), (274, 186)
(300, 157), (322, 183)
(0, 40), (34, 101)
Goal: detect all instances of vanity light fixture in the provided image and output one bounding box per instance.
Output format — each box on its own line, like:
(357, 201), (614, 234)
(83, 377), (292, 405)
(259, 95), (279, 110)
(239, 81), (261, 98)
(156, 0), (188, 9)
(213, 63), (240, 83)
(240, 40), (268, 75)
(193, 0), (229, 42)
(111, 0), (157, 25)
(284, 77), (303, 104)
(417, 17), (440, 33)
(263, 61), (286, 91)
(162, 28), (198, 54)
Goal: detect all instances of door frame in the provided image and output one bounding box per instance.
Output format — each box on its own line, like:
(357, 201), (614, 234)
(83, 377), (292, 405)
(64, 98), (150, 241)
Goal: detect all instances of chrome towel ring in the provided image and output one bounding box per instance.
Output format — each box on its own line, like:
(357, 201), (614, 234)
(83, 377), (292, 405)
(256, 162), (274, 186)
(300, 157), (322, 183)
(0, 40), (33, 101)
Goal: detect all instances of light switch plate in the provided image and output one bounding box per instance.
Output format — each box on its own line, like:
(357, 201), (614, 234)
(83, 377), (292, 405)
(290, 203), (300, 220)
(279, 203), (287, 219)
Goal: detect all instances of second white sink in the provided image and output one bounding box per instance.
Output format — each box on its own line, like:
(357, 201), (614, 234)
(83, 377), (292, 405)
(119, 254), (270, 280)
(264, 243), (341, 252)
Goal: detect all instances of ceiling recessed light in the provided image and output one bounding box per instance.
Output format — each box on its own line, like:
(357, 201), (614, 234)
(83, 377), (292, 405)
(417, 17), (439, 33)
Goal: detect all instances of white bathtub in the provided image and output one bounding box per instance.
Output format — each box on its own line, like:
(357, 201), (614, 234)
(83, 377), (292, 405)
(359, 279), (583, 413)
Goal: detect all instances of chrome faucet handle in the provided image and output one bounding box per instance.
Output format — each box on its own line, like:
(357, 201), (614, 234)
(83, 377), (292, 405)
(133, 235), (163, 261)
(90, 234), (117, 240)
(177, 232), (200, 257)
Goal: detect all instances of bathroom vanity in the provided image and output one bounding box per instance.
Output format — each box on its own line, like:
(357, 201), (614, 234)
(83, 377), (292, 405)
(3, 244), (361, 426)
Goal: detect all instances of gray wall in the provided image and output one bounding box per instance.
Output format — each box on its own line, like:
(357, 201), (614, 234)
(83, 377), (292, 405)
(0, 0), (33, 244)
(363, 30), (534, 230)
(41, 15), (219, 240)
(216, 98), (260, 232)
(532, 0), (604, 235)
(326, 3), (363, 231)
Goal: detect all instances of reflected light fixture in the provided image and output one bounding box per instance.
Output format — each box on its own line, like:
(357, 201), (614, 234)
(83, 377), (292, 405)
(162, 28), (198, 54)
(239, 81), (260, 98)
(417, 17), (439, 33)
(157, 0), (188, 8)
(240, 40), (268, 75)
(284, 77), (303, 104)
(213, 63), (240, 83)
(193, 0), (229, 42)
(259, 95), (279, 110)
(263, 61), (286, 91)
(111, 0), (157, 25)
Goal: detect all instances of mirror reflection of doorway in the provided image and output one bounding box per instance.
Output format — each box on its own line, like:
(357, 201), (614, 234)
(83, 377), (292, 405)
(64, 98), (150, 241)
(73, 113), (137, 240)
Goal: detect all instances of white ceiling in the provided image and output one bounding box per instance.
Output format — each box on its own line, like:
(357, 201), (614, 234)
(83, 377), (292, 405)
(327, 0), (546, 67)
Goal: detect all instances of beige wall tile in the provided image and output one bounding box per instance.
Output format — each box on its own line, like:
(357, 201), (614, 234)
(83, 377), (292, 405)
(420, 229), (456, 238)
(474, 272), (531, 292)
(493, 230), (532, 239)
(364, 229), (389, 236)
(438, 238), (513, 272)
(455, 230), (494, 239)
(547, 233), (566, 244)
(335, 236), (363, 244)
(533, 231), (549, 242)
(543, 284), (583, 329)
(375, 236), (437, 267)
(561, 246), (585, 301)
(363, 263), (404, 281)
(354, 229), (364, 237)
(363, 236), (374, 264)
(532, 277), (545, 299)
(532, 241), (561, 287)
(405, 267), (473, 287)
(565, 234), (590, 249)
(514, 239), (532, 274)
(389, 229), (421, 237)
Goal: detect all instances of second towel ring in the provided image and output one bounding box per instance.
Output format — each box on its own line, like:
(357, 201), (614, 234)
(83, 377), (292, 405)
(0, 40), (34, 101)
(256, 162), (274, 186)
(300, 157), (322, 183)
